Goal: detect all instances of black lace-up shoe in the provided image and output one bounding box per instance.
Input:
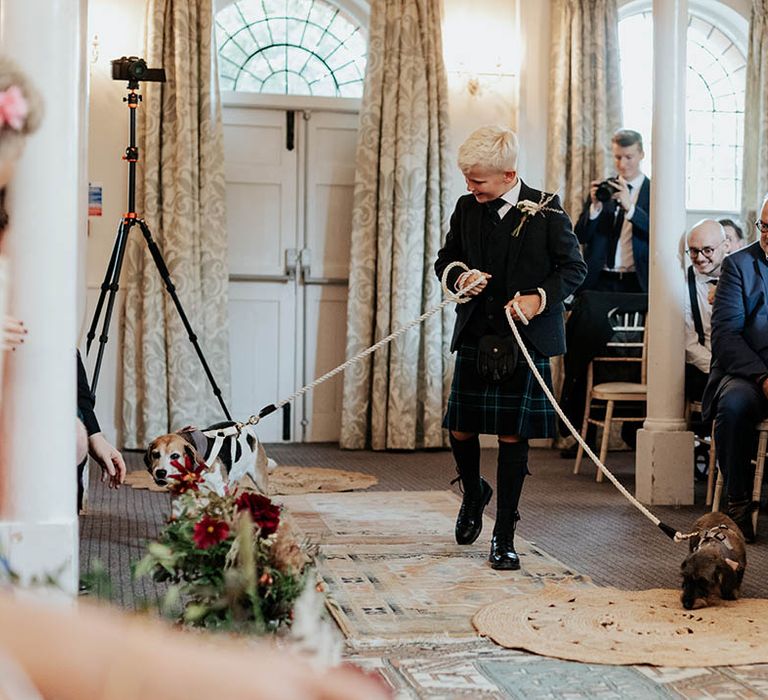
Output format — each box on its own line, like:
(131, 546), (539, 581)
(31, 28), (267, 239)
(726, 496), (758, 543)
(489, 531), (520, 570)
(455, 478), (492, 545)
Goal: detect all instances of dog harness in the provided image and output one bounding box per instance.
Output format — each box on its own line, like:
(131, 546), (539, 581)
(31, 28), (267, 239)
(694, 524), (735, 552)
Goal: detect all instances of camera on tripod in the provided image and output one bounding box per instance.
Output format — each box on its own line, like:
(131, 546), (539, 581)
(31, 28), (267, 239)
(595, 177), (620, 203)
(111, 56), (166, 84)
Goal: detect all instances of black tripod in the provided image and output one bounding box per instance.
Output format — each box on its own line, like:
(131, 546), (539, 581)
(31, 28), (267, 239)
(86, 78), (232, 422)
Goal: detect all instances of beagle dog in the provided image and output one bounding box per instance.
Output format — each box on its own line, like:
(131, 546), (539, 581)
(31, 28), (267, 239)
(144, 421), (274, 493)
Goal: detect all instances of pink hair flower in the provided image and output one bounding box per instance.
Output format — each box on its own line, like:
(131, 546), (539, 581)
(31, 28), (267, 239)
(0, 86), (28, 131)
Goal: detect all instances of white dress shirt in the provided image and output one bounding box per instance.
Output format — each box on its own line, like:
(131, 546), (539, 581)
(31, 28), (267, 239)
(589, 172), (647, 271)
(684, 266), (716, 372)
(496, 178), (522, 220)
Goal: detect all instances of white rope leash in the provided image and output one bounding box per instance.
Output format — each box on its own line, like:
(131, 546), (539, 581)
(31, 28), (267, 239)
(237, 265), (487, 427)
(444, 262), (681, 540)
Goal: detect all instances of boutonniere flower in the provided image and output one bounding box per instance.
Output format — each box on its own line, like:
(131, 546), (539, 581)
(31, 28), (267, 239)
(511, 191), (563, 237)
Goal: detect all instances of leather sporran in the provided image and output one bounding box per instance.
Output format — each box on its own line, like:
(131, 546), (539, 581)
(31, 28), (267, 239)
(476, 335), (519, 384)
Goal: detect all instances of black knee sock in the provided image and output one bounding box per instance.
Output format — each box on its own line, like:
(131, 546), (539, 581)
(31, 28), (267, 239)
(449, 432), (481, 497)
(495, 440), (529, 533)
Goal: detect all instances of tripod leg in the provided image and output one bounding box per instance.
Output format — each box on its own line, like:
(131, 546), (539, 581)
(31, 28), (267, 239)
(90, 218), (137, 396)
(86, 219), (128, 355)
(137, 219), (232, 421)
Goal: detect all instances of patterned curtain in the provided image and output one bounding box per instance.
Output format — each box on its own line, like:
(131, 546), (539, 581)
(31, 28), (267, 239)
(121, 0), (231, 448)
(741, 0), (768, 235)
(545, 0), (623, 220)
(340, 0), (452, 450)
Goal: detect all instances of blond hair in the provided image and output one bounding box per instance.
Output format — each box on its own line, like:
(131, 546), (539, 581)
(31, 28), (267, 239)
(457, 125), (518, 173)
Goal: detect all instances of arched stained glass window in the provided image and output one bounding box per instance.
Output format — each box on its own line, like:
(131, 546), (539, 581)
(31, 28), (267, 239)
(215, 0), (367, 98)
(618, 9), (746, 211)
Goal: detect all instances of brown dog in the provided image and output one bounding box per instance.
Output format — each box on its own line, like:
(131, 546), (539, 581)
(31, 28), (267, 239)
(144, 433), (201, 487)
(680, 512), (747, 610)
(144, 421), (273, 494)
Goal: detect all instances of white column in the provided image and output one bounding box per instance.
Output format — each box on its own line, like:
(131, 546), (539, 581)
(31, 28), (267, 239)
(635, 0), (694, 505)
(0, 0), (87, 593)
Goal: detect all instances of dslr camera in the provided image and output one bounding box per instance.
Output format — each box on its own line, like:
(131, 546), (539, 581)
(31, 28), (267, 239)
(111, 56), (166, 84)
(595, 177), (620, 203)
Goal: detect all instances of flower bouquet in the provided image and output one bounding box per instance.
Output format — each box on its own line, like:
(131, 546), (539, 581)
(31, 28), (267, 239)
(135, 454), (314, 635)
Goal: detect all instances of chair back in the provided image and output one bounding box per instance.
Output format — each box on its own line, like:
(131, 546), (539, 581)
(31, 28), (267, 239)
(596, 308), (648, 383)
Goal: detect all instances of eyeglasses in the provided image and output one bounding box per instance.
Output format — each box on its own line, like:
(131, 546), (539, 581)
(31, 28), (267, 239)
(686, 240), (725, 259)
(755, 220), (768, 234)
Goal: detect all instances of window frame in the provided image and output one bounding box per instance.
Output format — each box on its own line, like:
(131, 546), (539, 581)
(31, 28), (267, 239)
(214, 0), (369, 101)
(617, 0), (749, 215)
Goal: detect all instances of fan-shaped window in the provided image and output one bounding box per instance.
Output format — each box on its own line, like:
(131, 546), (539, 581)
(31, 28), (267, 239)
(215, 0), (367, 98)
(619, 10), (746, 211)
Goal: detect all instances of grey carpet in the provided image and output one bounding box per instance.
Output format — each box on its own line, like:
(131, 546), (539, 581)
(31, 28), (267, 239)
(79, 444), (768, 606)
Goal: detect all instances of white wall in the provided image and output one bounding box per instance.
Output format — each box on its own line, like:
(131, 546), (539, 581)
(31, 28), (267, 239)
(84, 0), (146, 445)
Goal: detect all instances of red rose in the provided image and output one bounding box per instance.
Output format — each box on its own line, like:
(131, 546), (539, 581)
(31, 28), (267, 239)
(235, 492), (281, 536)
(192, 516), (230, 549)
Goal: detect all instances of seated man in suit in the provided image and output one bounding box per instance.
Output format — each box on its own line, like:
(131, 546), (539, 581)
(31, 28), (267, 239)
(703, 196), (768, 542)
(559, 129), (650, 453)
(684, 220), (730, 404)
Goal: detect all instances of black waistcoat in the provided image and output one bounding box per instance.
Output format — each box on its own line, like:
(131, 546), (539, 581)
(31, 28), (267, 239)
(466, 207), (514, 338)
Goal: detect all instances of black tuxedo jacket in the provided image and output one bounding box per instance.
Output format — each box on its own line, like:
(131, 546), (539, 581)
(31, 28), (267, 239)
(434, 181), (587, 357)
(703, 241), (768, 418)
(574, 176), (650, 292)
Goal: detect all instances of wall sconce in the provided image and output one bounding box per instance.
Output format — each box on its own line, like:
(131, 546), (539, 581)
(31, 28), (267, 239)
(442, 3), (520, 98)
(446, 59), (516, 98)
(465, 69), (515, 97)
(91, 33), (100, 65)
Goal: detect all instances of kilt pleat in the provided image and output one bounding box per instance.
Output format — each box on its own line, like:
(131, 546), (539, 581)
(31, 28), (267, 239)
(443, 340), (556, 438)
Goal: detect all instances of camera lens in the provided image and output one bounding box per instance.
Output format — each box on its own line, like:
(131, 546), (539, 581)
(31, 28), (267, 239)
(595, 180), (614, 203)
(127, 58), (148, 80)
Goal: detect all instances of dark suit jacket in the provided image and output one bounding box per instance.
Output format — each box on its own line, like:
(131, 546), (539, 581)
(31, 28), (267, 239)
(434, 181), (587, 357)
(702, 241), (768, 418)
(574, 176), (650, 292)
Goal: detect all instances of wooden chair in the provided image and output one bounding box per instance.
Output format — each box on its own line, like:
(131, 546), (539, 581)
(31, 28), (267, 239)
(710, 419), (768, 533)
(573, 309), (647, 481)
(687, 399), (717, 500)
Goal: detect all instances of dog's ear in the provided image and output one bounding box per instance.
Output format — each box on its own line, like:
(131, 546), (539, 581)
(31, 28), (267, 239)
(184, 443), (199, 465)
(725, 558), (741, 572)
(144, 440), (156, 470)
(717, 561), (740, 600)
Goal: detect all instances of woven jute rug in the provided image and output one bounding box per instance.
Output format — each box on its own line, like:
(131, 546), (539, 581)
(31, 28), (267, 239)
(473, 581), (768, 667)
(123, 466), (377, 496)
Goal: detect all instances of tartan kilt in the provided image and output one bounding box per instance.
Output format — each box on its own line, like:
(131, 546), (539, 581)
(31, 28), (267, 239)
(443, 340), (556, 438)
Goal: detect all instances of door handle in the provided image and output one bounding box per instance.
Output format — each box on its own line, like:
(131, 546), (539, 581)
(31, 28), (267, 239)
(299, 247), (312, 278)
(285, 248), (299, 280)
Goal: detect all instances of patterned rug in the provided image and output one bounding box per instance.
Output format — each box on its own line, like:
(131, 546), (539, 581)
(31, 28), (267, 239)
(473, 582), (768, 667)
(280, 491), (590, 642)
(348, 639), (768, 699)
(123, 466), (377, 495)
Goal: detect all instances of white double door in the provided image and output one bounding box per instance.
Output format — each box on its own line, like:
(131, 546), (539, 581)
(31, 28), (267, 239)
(223, 101), (358, 442)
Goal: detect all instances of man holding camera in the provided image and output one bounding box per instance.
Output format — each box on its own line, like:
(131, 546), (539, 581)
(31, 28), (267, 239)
(575, 129), (649, 293)
(559, 129), (650, 455)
